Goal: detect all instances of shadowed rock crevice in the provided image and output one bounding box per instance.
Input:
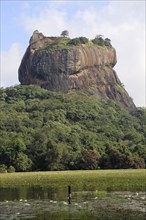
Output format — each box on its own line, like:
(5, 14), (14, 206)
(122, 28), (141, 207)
(18, 31), (136, 111)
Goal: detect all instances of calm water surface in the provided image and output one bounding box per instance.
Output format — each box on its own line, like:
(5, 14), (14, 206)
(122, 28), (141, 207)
(0, 187), (145, 220)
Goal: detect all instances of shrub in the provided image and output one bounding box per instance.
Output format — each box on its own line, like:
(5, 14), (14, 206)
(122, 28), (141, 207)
(79, 37), (88, 44)
(92, 36), (112, 47)
(0, 164), (7, 173)
(92, 37), (105, 46)
(68, 37), (88, 46)
(104, 38), (112, 47)
(8, 166), (15, 173)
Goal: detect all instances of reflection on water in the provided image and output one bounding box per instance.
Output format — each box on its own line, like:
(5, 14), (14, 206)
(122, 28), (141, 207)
(0, 187), (145, 220)
(0, 187), (65, 202)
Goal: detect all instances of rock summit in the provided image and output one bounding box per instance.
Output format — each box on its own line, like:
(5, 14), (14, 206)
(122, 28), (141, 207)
(18, 31), (135, 111)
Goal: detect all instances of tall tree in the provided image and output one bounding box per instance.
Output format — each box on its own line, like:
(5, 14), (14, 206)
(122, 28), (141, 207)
(61, 30), (69, 37)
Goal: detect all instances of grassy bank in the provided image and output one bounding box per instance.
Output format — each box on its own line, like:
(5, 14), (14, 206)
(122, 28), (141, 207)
(0, 170), (145, 192)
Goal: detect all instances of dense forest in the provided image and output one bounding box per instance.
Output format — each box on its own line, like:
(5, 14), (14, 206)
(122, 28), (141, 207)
(0, 85), (145, 172)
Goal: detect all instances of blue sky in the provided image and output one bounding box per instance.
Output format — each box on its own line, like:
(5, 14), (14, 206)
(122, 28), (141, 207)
(1, 0), (108, 50)
(0, 0), (145, 107)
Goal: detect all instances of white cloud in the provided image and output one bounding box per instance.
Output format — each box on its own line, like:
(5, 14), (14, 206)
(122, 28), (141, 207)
(21, 6), (67, 36)
(114, 21), (145, 107)
(0, 43), (24, 87)
(1, 0), (145, 106)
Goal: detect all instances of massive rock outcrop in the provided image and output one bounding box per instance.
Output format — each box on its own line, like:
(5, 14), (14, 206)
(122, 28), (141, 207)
(18, 31), (136, 111)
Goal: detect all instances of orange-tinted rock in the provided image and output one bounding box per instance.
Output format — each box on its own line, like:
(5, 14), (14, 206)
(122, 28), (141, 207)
(18, 32), (136, 111)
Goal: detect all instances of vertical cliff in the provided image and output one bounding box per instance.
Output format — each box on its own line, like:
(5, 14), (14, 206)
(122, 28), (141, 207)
(18, 31), (136, 111)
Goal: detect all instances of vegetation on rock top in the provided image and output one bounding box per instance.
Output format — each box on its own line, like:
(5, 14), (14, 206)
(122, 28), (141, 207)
(36, 35), (112, 53)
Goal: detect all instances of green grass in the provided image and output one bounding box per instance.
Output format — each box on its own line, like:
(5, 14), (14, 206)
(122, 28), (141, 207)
(116, 83), (127, 94)
(35, 37), (108, 53)
(36, 37), (76, 53)
(0, 170), (145, 191)
(35, 37), (71, 53)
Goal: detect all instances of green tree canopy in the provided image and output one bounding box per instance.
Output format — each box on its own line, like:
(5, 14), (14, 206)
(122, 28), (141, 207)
(61, 30), (69, 37)
(0, 85), (145, 171)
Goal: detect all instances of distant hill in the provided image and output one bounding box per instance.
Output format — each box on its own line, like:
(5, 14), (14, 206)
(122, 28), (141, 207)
(18, 31), (135, 111)
(0, 85), (145, 172)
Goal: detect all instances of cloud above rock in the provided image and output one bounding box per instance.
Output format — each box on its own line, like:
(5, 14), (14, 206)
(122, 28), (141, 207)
(1, 0), (145, 106)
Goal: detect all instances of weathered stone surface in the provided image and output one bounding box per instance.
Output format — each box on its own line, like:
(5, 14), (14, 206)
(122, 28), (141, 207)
(18, 31), (136, 111)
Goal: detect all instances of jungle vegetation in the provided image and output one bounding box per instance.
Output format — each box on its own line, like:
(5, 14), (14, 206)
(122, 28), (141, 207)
(0, 85), (145, 172)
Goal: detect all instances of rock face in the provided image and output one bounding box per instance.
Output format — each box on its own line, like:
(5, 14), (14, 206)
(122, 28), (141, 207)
(18, 31), (136, 111)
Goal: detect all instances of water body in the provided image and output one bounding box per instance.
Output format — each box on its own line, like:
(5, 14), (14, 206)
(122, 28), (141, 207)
(0, 187), (145, 220)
